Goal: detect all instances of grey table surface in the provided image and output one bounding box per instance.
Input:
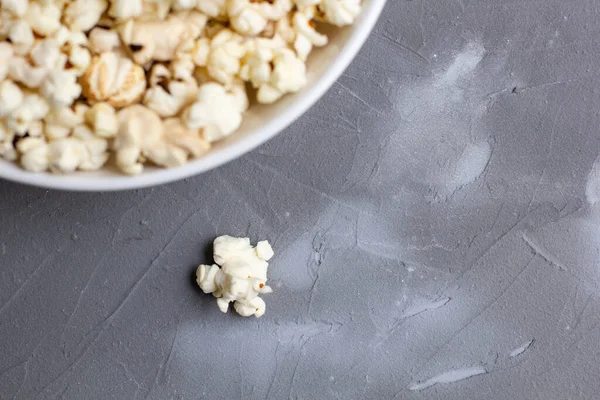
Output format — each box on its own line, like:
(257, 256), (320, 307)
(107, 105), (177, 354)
(2, 1), (600, 399)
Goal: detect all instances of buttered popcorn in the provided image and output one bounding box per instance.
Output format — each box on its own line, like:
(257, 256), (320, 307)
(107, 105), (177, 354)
(0, 0), (362, 175)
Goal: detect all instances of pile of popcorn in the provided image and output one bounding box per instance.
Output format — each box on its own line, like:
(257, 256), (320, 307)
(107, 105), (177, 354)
(0, 0), (361, 175)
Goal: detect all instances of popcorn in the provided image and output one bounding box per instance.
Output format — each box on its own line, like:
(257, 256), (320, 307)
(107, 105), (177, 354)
(204, 20), (229, 39)
(0, 120), (17, 161)
(0, 120), (11, 141)
(294, 0), (322, 9)
(170, 54), (196, 81)
(0, 80), (24, 118)
(317, 0), (361, 26)
(54, 29), (92, 75)
(114, 105), (163, 174)
(172, 0), (199, 10)
(162, 117), (210, 159)
(17, 137), (49, 172)
(0, 43), (13, 81)
(2, 0), (28, 18)
(81, 52), (147, 107)
(193, 29), (246, 84)
(29, 39), (66, 70)
(47, 137), (85, 173)
(240, 35), (286, 85)
(194, 0), (227, 19)
(115, 104), (209, 172)
(85, 103), (118, 138)
(256, 48), (307, 104)
(255, 240), (275, 260)
(41, 70), (82, 108)
(43, 104), (87, 140)
(228, 0), (293, 36)
(67, 45), (92, 76)
(70, 125), (109, 171)
(6, 92), (49, 136)
(144, 63), (198, 117)
(196, 235), (275, 318)
(271, 8), (327, 60)
(0, 0), (361, 174)
(24, 2), (62, 37)
(8, 56), (48, 89)
(27, 120), (44, 137)
(108, 0), (144, 20)
(292, 8), (328, 60)
(63, 0), (109, 32)
(118, 12), (207, 65)
(9, 20), (35, 55)
(39, 124), (109, 173)
(182, 82), (248, 142)
(88, 28), (122, 54)
(142, 0), (174, 20)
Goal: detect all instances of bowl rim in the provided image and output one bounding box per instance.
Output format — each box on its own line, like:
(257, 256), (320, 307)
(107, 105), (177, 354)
(0, 0), (387, 192)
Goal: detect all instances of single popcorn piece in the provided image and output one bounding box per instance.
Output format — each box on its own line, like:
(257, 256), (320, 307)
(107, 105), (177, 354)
(182, 81), (248, 142)
(272, 8), (327, 61)
(143, 63), (198, 118)
(256, 48), (307, 104)
(57, 30), (92, 76)
(228, 0), (293, 36)
(240, 35), (286, 85)
(8, 20), (35, 56)
(0, 80), (24, 118)
(81, 52), (147, 108)
(2, 0), (29, 18)
(317, 0), (361, 26)
(85, 102), (118, 138)
(71, 125), (110, 171)
(193, 28), (246, 85)
(68, 45), (92, 76)
(63, 0), (108, 32)
(113, 105), (160, 175)
(47, 137), (86, 173)
(118, 12), (207, 65)
(292, 8), (328, 60)
(196, 235), (275, 318)
(108, 0), (144, 20)
(24, 2), (62, 37)
(88, 28), (122, 54)
(17, 137), (49, 172)
(41, 70), (82, 108)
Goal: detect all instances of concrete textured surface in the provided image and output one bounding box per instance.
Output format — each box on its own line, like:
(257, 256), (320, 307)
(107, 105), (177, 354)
(2, 0), (600, 399)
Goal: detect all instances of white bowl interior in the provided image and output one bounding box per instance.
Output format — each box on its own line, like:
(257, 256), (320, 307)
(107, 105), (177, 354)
(0, 0), (386, 191)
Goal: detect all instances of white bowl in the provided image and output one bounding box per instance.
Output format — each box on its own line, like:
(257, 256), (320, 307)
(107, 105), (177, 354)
(0, 0), (387, 191)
